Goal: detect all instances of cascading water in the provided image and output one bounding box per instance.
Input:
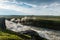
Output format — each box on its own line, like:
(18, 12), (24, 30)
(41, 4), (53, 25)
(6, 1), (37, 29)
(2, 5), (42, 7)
(31, 27), (60, 40)
(5, 20), (60, 40)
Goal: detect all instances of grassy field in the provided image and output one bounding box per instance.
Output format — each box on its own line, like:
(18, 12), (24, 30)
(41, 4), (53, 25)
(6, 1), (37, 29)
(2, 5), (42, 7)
(0, 28), (33, 40)
(0, 32), (22, 40)
(5, 15), (60, 21)
(0, 29), (23, 40)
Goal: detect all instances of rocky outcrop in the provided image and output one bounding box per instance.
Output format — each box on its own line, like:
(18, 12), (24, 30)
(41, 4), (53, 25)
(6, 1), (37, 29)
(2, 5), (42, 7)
(0, 18), (6, 29)
(21, 30), (47, 40)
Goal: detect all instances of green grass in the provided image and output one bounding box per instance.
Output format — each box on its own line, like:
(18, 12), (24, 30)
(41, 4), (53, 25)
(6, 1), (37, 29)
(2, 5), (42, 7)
(0, 28), (32, 40)
(0, 30), (23, 40)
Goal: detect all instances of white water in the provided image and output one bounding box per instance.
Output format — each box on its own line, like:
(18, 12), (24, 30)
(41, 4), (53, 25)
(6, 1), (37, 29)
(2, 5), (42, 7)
(31, 27), (60, 40)
(5, 20), (60, 40)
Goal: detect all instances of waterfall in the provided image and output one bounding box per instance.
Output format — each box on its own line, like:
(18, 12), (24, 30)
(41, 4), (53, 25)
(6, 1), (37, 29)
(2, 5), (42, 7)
(5, 20), (60, 40)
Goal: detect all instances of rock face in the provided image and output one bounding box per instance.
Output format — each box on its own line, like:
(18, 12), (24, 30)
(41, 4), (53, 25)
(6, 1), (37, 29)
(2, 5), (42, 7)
(0, 18), (6, 29)
(21, 30), (47, 40)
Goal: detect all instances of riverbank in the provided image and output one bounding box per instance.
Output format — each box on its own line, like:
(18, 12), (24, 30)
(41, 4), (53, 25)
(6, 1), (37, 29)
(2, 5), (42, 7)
(21, 19), (60, 30)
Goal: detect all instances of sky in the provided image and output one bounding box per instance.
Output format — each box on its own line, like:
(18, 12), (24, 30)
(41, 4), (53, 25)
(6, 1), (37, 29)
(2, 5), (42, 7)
(0, 0), (60, 16)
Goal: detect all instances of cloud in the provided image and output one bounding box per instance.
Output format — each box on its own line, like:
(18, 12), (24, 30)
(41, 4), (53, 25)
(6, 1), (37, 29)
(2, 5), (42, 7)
(0, 9), (25, 15)
(36, 2), (60, 16)
(0, 0), (60, 15)
(16, 0), (60, 5)
(0, 1), (37, 15)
